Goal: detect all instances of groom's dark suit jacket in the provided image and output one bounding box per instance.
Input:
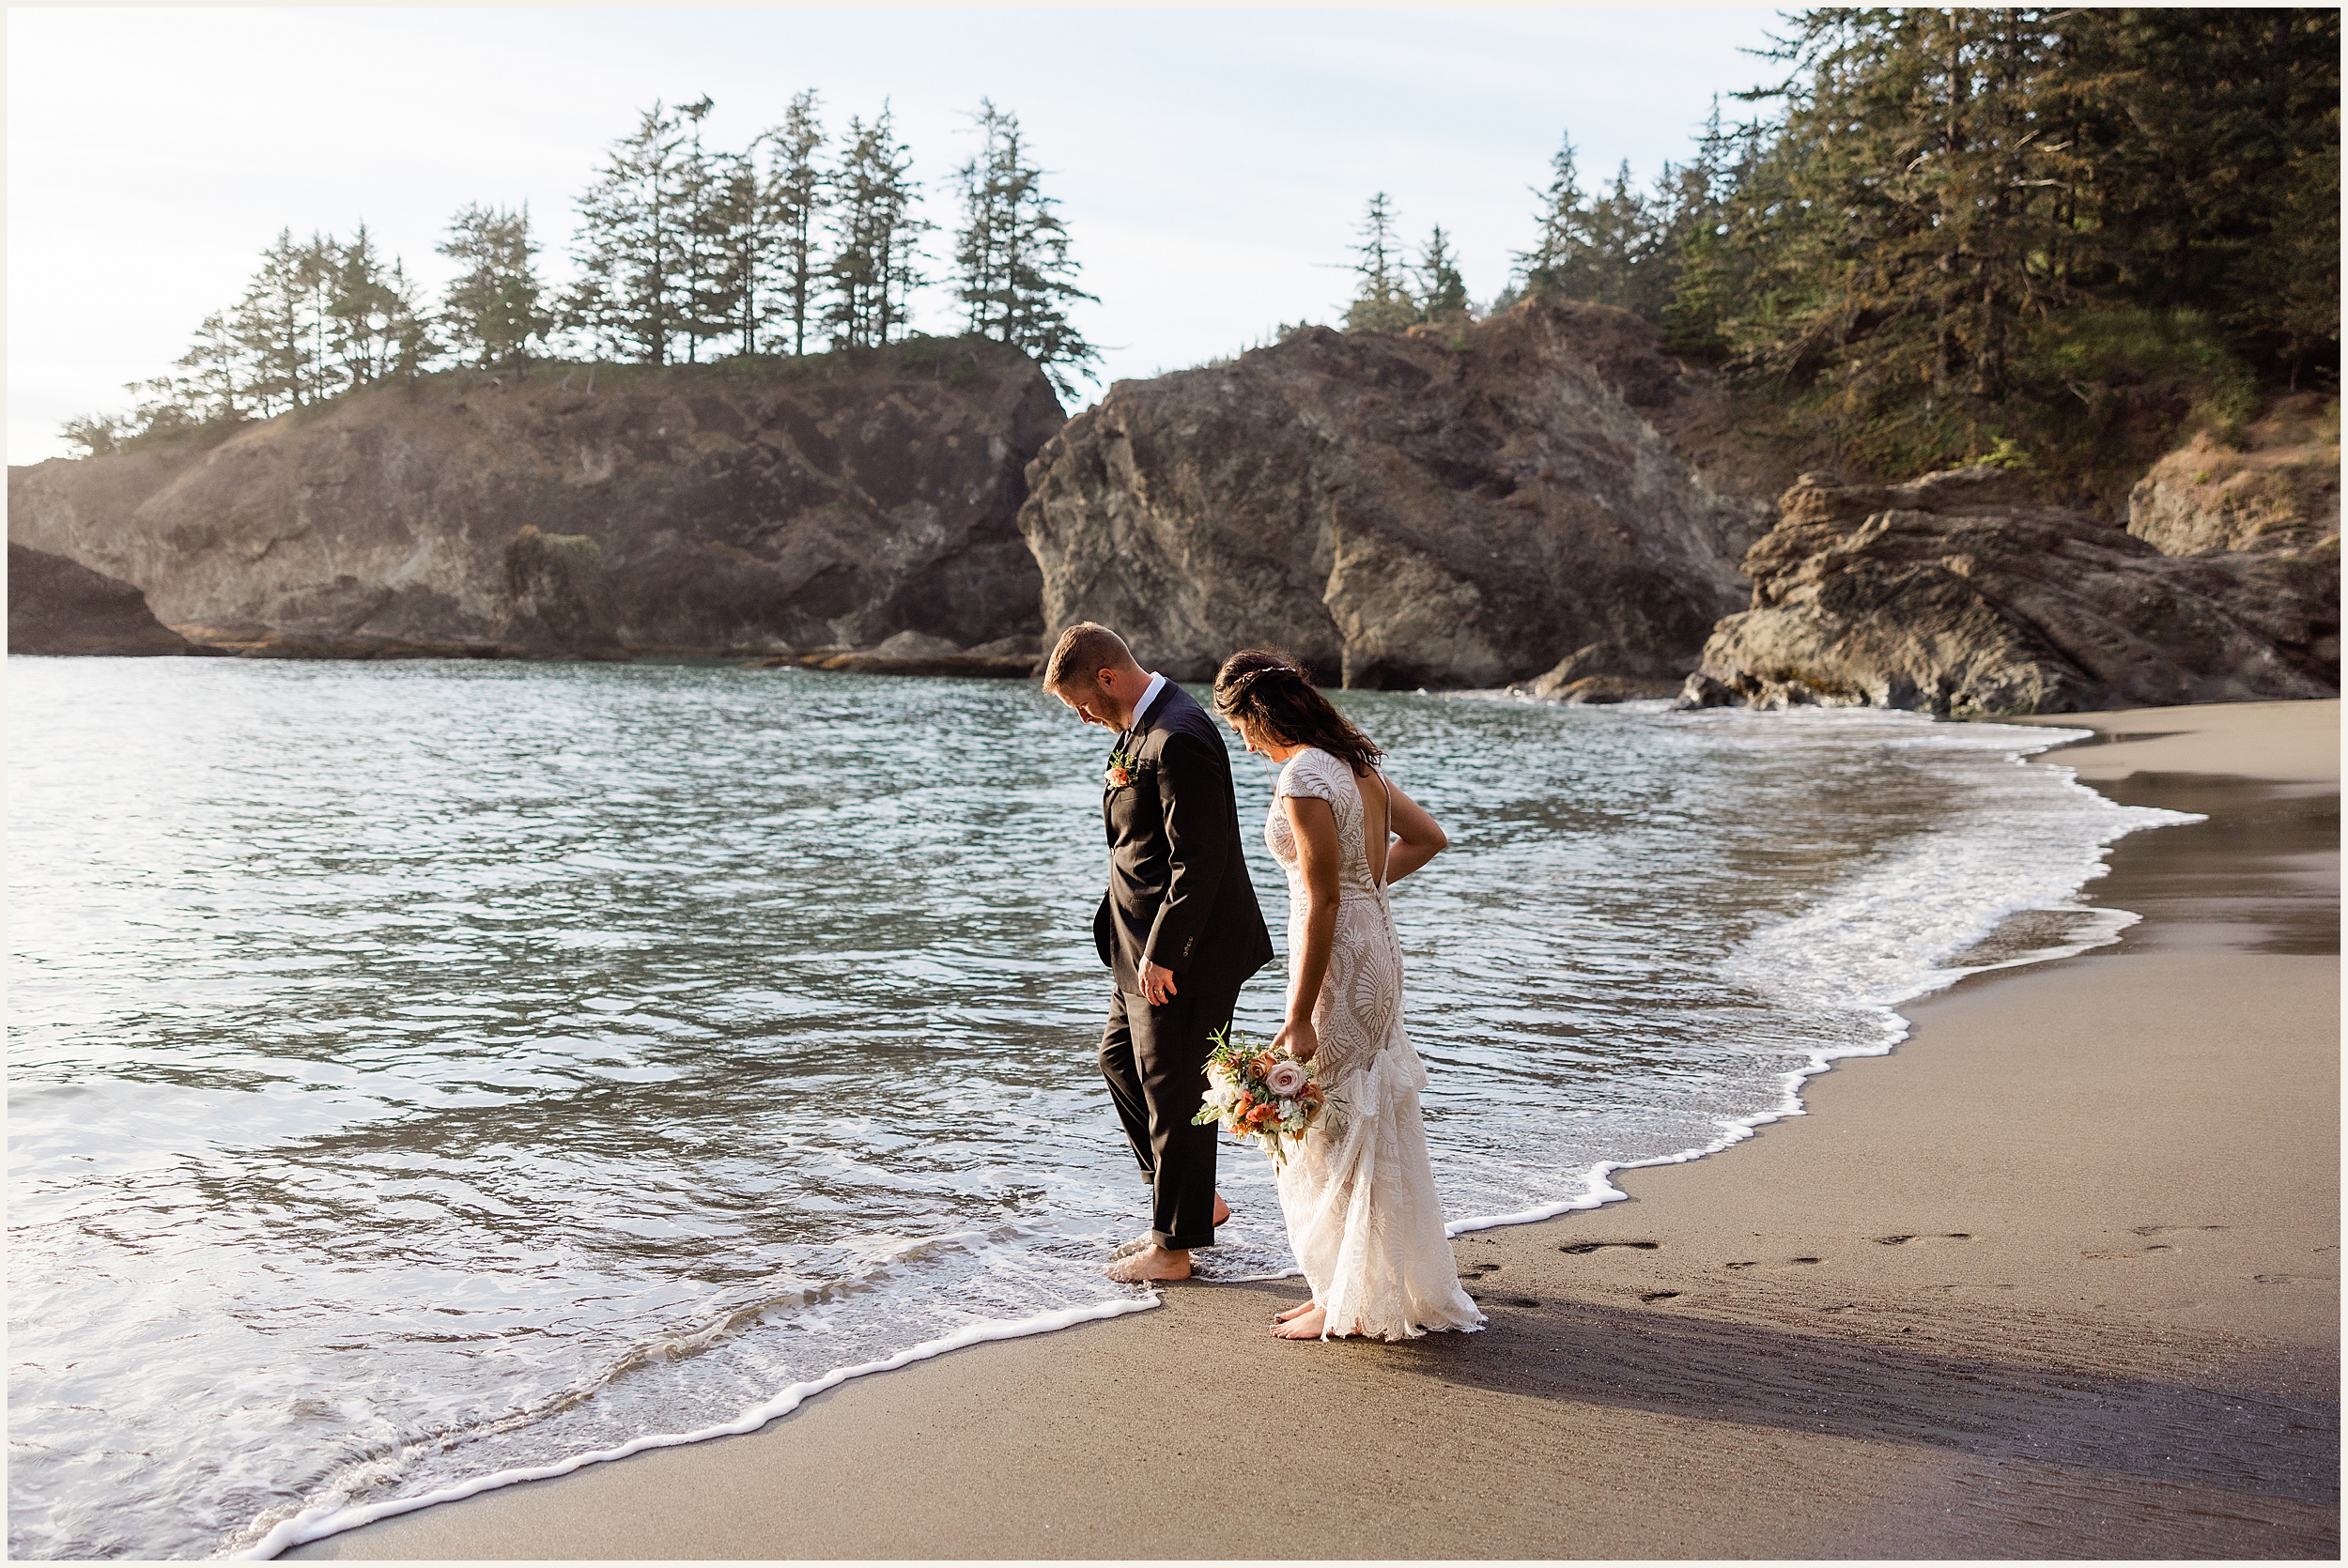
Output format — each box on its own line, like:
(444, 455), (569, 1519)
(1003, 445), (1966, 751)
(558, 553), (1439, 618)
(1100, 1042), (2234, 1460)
(1093, 681), (1274, 998)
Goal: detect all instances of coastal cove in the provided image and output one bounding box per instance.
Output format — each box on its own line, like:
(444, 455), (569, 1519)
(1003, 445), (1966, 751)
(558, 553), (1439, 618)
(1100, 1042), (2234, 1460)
(11, 657), (2313, 1560)
(284, 698), (2340, 1561)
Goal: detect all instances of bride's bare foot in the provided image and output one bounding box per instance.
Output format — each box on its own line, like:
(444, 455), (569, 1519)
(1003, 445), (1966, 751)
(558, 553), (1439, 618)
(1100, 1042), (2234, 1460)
(1272, 1300), (1316, 1324)
(1272, 1302), (1327, 1338)
(1104, 1244), (1192, 1284)
(1271, 1303), (1363, 1339)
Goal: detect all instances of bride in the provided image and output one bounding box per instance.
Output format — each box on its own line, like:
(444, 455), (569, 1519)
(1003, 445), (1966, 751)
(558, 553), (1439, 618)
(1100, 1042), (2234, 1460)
(1213, 650), (1485, 1342)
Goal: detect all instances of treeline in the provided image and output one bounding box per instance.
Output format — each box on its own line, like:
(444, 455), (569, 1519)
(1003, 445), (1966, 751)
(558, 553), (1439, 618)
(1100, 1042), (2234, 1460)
(70, 95), (1094, 455)
(1342, 8), (2340, 485)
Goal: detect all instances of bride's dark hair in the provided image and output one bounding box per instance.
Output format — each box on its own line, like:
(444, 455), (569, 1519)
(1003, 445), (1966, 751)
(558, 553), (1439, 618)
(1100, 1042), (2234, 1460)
(1213, 649), (1384, 776)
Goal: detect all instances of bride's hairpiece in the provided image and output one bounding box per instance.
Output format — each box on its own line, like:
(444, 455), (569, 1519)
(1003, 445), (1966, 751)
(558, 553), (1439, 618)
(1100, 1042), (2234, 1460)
(1214, 658), (1305, 711)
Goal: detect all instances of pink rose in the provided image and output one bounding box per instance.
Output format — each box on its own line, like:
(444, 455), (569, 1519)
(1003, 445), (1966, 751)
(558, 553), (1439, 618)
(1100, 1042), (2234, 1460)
(1263, 1060), (1308, 1098)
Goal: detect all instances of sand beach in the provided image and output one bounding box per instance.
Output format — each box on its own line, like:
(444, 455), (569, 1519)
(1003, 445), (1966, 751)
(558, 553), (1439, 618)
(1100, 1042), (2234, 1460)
(288, 699), (2339, 1560)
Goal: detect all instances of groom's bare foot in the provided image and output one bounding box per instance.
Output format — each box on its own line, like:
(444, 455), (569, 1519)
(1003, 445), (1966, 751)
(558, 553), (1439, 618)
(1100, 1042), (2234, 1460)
(1104, 1244), (1192, 1283)
(1213, 1191), (1230, 1226)
(1273, 1300), (1316, 1324)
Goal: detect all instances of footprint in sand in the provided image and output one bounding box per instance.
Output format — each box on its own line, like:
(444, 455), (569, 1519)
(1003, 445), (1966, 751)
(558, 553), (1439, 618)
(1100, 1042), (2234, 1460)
(1559, 1240), (1661, 1255)
(2087, 1225), (2222, 1260)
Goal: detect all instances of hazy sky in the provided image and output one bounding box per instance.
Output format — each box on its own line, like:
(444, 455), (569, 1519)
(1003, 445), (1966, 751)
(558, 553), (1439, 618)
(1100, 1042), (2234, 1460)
(8, 6), (1787, 462)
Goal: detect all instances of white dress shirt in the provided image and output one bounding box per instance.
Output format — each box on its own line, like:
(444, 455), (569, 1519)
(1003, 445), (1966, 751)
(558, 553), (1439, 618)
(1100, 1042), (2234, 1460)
(1131, 671), (1167, 730)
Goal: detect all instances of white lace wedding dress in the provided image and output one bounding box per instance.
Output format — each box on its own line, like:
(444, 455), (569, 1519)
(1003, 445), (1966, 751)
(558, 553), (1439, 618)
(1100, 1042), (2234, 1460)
(1266, 746), (1485, 1340)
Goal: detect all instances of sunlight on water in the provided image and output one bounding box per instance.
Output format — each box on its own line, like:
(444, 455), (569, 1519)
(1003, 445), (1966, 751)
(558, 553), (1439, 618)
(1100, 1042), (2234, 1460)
(6, 659), (2177, 1558)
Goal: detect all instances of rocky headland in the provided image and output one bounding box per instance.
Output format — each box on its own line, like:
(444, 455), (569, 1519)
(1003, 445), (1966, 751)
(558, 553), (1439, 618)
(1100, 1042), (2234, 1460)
(1017, 300), (1783, 687)
(1682, 466), (2340, 716)
(7, 340), (1063, 661)
(11, 307), (2339, 717)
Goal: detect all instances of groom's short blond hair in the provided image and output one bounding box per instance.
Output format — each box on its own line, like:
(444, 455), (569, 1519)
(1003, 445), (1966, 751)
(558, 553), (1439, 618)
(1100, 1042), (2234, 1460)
(1043, 623), (1135, 692)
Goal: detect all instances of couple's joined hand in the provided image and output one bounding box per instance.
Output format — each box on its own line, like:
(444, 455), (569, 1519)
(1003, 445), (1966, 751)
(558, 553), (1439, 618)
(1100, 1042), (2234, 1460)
(1273, 1015), (1320, 1064)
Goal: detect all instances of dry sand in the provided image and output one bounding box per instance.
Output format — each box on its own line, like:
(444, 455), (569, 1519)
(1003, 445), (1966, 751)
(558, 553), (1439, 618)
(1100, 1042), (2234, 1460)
(290, 699), (2340, 1560)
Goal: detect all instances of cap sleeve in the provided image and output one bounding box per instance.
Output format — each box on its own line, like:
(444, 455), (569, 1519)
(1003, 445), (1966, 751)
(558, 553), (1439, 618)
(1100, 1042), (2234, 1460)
(1276, 748), (1344, 804)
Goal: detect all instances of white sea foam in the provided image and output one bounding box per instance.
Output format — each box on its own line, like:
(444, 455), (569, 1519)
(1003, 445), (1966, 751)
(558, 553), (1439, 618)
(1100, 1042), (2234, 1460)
(234, 1293), (1161, 1560)
(1446, 710), (2195, 1236)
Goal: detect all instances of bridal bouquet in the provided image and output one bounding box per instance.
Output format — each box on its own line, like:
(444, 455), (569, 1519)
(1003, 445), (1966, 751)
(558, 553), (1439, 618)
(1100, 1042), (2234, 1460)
(1192, 1026), (1330, 1166)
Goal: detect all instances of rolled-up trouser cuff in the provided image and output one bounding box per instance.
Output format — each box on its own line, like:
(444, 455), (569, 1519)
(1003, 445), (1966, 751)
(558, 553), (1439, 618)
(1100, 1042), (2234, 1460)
(1151, 1226), (1214, 1252)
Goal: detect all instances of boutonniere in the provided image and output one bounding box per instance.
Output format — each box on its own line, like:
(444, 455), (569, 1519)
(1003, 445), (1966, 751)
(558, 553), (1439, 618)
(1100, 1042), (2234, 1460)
(1104, 747), (1139, 790)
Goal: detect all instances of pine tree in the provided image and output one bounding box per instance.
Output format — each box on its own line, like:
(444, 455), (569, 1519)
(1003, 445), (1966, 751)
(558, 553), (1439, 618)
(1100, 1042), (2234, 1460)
(566, 100), (695, 364)
(700, 149), (768, 354)
(1413, 225), (1468, 320)
(672, 96), (733, 362)
(1343, 192), (1416, 331)
(232, 228), (332, 411)
(951, 100), (1099, 394)
(759, 89), (827, 357)
(1515, 133), (1595, 300)
(58, 414), (120, 458)
(173, 310), (252, 421)
(325, 225), (432, 389)
(440, 203), (553, 371)
(825, 103), (929, 348)
(1581, 161), (1660, 314)
(1659, 98), (1749, 354)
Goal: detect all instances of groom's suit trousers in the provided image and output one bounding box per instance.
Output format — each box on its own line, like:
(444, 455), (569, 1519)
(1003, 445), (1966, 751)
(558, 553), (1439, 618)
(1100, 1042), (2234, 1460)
(1100, 974), (1243, 1253)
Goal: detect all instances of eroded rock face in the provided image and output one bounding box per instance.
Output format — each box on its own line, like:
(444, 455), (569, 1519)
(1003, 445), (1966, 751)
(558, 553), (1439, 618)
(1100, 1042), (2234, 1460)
(2127, 403), (2341, 556)
(8, 542), (202, 655)
(6, 344), (1064, 657)
(1685, 466), (2340, 715)
(1017, 301), (1772, 687)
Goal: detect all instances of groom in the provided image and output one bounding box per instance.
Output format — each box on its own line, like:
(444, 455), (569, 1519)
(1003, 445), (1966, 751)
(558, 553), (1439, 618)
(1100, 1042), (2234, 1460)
(1043, 623), (1274, 1284)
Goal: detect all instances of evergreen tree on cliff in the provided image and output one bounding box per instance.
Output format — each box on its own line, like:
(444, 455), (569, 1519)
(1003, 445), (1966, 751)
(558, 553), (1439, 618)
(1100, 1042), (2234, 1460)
(670, 96), (734, 363)
(1414, 225), (1469, 321)
(825, 103), (928, 348)
(759, 89), (828, 358)
(439, 204), (554, 371)
(1514, 134), (1597, 302)
(951, 100), (1099, 396)
(325, 225), (433, 388)
(1344, 192), (1416, 331)
(567, 100), (696, 364)
(234, 228), (333, 411)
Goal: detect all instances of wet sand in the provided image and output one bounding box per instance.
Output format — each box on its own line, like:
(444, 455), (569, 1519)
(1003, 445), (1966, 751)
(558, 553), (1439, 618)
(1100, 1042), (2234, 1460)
(289, 699), (2339, 1560)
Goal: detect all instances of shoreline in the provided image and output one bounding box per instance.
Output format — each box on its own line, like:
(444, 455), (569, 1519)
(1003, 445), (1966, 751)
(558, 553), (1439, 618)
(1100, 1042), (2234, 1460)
(288, 699), (2340, 1560)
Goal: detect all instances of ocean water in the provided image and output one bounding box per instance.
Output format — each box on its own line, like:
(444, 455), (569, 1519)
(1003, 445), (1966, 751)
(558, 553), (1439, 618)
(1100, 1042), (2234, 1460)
(6, 658), (2188, 1560)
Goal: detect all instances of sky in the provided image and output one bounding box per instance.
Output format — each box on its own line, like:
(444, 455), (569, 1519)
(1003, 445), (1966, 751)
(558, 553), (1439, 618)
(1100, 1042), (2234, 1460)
(7, 5), (1789, 463)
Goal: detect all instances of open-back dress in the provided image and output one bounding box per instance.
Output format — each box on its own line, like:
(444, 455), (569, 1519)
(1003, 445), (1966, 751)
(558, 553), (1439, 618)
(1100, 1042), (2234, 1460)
(1265, 746), (1485, 1340)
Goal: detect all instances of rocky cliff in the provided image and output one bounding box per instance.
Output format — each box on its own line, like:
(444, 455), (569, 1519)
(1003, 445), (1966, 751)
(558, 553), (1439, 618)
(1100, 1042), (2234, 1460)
(8, 543), (204, 655)
(2126, 396), (2341, 557)
(7, 341), (1064, 658)
(1017, 301), (1781, 687)
(1683, 467), (2340, 716)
